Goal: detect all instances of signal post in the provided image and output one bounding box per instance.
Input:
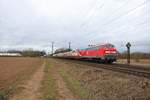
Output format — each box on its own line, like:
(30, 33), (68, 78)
(126, 42), (131, 65)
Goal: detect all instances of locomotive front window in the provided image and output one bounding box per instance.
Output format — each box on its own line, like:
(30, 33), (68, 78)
(104, 44), (114, 48)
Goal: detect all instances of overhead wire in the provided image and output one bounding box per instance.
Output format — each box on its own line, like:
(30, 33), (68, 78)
(88, 0), (150, 41)
(83, 0), (149, 32)
(80, 0), (105, 28)
(101, 0), (150, 26)
(80, 0), (131, 40)
(79, 0), (150, 50)
(81, 0), (130, 29)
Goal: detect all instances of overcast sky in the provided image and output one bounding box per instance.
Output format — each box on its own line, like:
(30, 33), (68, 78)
(0, 0), (150, 53)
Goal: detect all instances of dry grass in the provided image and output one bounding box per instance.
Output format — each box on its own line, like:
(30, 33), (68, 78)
(55, 59), (150, 100)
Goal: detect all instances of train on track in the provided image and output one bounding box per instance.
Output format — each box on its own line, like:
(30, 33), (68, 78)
(53, 43), (118, 63)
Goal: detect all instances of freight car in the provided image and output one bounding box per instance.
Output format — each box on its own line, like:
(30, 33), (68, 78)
(53, 43), (117, 63)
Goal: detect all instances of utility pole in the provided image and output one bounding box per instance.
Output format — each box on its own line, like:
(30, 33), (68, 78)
(126, 42), (131, 65)
(51, 42), (54, 56)
(69, 42), (71, 51)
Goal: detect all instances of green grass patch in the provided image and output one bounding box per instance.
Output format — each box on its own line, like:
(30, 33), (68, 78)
(41, 60), (57, 100)
(59, 68), (88, 100)
(0, 84), (17, 100)
(0, 89), (11, 100)
(0, 90), (8, 100)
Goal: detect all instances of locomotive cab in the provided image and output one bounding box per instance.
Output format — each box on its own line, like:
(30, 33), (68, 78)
(102, 44), (117, 63)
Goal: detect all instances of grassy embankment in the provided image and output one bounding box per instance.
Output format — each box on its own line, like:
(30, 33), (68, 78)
(59, 67), (88, 100)
(41, 59), (57, 100)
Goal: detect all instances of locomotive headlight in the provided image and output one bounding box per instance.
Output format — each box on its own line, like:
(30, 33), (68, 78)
(105, 51), (116, 53)
(105, 51), (111, 53)
(111, 51), (116, 53)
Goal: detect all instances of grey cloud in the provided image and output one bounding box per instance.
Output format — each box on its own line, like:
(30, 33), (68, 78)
(0, 0), (150, 52)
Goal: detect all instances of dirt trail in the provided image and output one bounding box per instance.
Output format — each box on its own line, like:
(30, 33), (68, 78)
(51, 61), (75, 100)
(10, 62), (45, 100)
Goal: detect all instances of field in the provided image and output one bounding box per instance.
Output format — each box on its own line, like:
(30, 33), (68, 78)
(0, 57), (150, 100)
(0, 57), (43, 99)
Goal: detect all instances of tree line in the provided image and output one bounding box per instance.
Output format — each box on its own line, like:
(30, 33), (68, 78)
(118, 52), (150, 59)
(21, 50), (46, 57)
(0, 49), (46, 57)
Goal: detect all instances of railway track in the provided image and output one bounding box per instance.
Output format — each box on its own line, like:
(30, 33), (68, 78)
(55, 58), (150, 78)
(94, 63), (150, 78)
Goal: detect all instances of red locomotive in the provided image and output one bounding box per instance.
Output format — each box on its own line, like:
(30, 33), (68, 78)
(53, 43), (117, 63)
